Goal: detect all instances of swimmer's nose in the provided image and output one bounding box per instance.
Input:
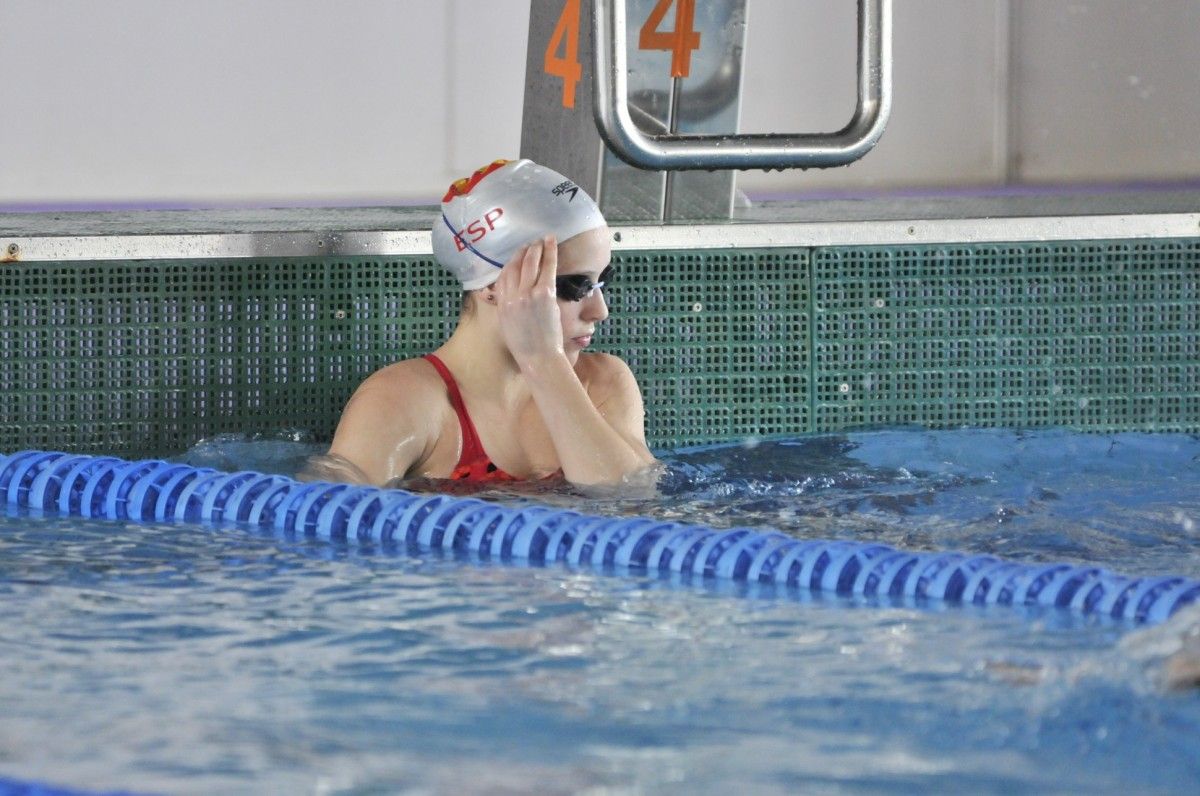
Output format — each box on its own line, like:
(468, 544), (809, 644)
(583, 289), (608, 322)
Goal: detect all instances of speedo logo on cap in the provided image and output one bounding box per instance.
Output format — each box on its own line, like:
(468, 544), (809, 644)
(551, 180), (579, 201)
(451, 207), (504, 252)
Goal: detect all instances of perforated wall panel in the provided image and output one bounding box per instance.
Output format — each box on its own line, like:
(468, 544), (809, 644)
(0, 257), (459, 455)
(2, 239), (1197, 457)
(813, 241), (1200, 432)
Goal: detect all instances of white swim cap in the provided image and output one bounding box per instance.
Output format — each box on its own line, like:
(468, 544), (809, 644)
(431, 159), (606, 290)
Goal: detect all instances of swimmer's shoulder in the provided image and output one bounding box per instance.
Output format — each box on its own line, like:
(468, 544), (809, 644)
(329, 356), (451, 483)
(575, 351), (641, 398)
(576, 352), (652, 453)
(360, 355), (443, 388)
(342, 356), (449, 427)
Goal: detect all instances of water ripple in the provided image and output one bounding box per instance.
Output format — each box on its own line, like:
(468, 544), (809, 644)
(1, 429), (1199, 793)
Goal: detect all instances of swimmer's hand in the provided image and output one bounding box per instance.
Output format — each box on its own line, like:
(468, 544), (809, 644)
(494, 235), (565, 366)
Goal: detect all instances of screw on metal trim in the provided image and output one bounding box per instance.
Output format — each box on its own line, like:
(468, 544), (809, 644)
(334, 309), (347, 320)
(5, 243), (17, 256)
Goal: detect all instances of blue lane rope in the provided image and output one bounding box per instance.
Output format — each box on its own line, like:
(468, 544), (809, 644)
(3, 449), (1198, 625)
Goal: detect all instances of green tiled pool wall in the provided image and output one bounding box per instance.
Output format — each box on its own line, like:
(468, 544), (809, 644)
(604, 248), (810, 446)
(813, 241), (1200, 432)
(1, 257), (460, 456)
(1, 239), (1197, 456)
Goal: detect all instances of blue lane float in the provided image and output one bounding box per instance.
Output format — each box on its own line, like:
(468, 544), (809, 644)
(3, 449), (1199, 625)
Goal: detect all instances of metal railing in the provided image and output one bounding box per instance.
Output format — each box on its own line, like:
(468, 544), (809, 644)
(593, 0), (893, 171)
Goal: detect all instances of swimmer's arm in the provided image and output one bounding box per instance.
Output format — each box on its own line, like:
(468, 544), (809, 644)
(300, 383), (429, 486)
(590, 354), (657, 458)
(494, 237), (655, 486)
(523, 353), (658, 486)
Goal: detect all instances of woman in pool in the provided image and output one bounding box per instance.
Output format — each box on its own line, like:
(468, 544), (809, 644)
(307, 159), (658, 487)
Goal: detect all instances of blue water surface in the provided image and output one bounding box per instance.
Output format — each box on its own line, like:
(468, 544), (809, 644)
(1, 429), (1199, 794)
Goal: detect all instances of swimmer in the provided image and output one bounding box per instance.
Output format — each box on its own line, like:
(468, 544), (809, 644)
(303, 159), (659, 488)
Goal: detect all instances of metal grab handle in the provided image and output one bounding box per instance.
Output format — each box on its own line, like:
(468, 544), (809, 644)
(593, 0), (893, 171)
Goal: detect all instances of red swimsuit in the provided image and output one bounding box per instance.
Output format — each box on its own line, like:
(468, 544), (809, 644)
(422, 354), (522, 483)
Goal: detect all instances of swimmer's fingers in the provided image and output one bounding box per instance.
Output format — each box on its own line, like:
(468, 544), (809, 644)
(536, 235), (558, 291)
(494, 238), (564, 363)
(495, 244), (527, 299)
(518, 239), (543, 295)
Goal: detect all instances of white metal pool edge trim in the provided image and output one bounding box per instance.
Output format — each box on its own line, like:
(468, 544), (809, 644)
(2, 230), (434, 263)
(3, 213), (1198, 262)
(610, 213), (1200, 251)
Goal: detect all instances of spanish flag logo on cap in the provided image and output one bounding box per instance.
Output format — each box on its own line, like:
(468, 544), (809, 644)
(442, 159), (511, 203)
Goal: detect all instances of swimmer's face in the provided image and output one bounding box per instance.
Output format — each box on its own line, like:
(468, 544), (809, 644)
(556, 226), (612, 363)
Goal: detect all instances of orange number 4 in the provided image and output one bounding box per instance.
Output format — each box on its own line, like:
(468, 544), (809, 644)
(639, 0), (701, 78)
(544, 0), (583, 108)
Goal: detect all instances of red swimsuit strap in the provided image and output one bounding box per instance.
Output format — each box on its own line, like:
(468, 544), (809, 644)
(421, 354), (555, 483)
(421, 354), (489, 463)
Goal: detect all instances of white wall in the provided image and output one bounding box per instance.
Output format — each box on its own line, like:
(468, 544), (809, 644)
(1, 0), (1197, 207)
(0, 0), (531, 206)
(737, 0), (1200, 196)
(738, 0), (1006, 195)
(1010, 0), (1200, 182)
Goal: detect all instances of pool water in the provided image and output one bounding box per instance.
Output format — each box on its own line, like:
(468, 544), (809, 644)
(2, 429), (1199, 793)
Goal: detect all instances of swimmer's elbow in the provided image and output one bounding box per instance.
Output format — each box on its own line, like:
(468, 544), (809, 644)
(569, 459), (665, 496)
(297, 453), (374, 485)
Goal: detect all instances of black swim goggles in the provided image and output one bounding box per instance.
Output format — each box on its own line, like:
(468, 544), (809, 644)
(555, 265), (613, 302)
